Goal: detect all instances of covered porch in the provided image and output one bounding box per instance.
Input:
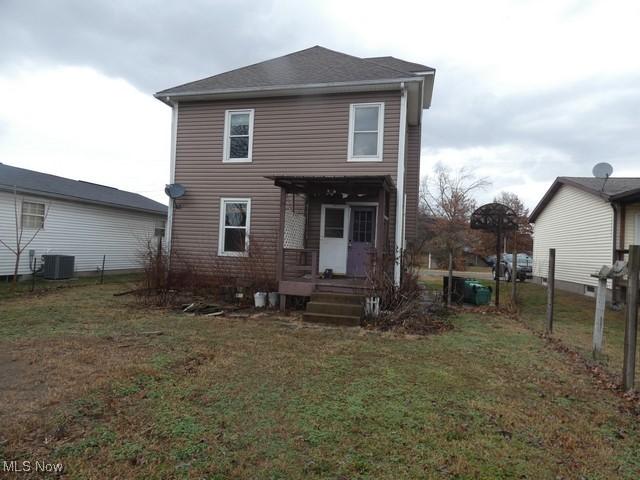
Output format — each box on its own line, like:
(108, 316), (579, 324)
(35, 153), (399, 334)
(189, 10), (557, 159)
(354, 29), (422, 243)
(268, 175), (394, 302)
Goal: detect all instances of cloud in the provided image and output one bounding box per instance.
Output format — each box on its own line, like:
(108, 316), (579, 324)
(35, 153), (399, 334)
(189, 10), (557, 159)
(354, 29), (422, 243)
(0, 0), (342, 93)
(0, 0), (639, 209)
(420, 72), (640, 207)
(0, 65), (170, 203)
(421, 144), (572, 209)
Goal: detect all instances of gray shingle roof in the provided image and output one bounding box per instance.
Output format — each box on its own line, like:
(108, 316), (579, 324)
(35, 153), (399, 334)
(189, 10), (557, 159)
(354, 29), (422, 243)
(365, 56), (435, 73)
(156, 46), (432, 97)
(559, 177), (640, 197)
(0, 163), (167, 215)
(530, 176), (640, 222)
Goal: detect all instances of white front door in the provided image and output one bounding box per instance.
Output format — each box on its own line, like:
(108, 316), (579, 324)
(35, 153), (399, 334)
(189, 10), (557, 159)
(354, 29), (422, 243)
(635, 213), (640, 243)
(319, 204), (349, 275)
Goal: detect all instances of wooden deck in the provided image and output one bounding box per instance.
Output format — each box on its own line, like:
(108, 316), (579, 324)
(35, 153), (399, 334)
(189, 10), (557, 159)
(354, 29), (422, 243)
(279, 276), (368, 297)
(277, 246), (370, 302)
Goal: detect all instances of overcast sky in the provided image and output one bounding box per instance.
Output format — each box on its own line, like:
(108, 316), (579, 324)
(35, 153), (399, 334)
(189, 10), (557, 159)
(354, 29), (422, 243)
(1, 0), (639, 209)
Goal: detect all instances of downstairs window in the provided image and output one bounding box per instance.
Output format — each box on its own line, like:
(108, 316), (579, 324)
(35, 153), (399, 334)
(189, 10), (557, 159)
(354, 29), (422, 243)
(218, 198), (251, 256)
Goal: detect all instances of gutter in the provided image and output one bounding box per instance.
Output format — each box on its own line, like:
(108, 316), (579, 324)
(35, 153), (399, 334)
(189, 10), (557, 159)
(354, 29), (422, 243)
(611, 203), (619, 264)
(0, 185), (167, 216)
(155, 77), (422, 104)
(394, 83), (408, 287)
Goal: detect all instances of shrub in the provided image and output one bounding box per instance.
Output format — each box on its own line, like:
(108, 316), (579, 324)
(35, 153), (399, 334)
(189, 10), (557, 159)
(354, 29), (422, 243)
(136, 237), (277, 307)
(363, 246), (452, 335)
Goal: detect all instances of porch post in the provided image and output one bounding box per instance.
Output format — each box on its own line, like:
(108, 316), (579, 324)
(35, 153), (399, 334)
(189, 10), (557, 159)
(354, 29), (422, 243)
(311, 250), (318, 283)
(276, 188), (286, 282)
(376, 187), (386, 274)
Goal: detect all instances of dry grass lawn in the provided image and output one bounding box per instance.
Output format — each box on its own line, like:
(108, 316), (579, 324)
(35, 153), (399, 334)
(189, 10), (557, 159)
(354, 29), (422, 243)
(1, 277), (639, 479)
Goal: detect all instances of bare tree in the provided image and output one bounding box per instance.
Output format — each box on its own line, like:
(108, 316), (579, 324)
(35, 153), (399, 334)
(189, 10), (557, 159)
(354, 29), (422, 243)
(493, 191), (533, 253)
(421, 164), (489, 306)
(0, 188), (51, 289)
(494, 191), (527, 218)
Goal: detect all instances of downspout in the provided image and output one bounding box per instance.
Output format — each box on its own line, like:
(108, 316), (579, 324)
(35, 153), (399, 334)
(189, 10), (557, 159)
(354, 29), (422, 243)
(165, 101), (179, 258)
(394, 83), (408, 286)
(611, 202), (619, 264)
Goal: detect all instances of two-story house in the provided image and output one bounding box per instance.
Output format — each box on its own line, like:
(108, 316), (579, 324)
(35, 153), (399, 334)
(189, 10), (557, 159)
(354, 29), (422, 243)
(155, 46), (435, 315)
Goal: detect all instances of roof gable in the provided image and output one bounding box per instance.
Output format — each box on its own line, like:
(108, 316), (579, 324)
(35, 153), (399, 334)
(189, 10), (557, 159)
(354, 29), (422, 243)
(0, 163), (167, 215)
(156, 46), (431, 97)
(559, 177), (640, 198)
(530, 176), (640, 222)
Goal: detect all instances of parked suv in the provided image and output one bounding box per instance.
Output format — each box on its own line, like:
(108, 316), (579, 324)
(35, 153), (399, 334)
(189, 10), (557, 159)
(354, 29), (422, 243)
(492, 253), (532, 282)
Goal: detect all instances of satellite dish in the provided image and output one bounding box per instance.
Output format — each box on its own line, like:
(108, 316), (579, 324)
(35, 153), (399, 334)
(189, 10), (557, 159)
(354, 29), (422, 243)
(164, 183), (186, 199)
(592, 162), (613, 179)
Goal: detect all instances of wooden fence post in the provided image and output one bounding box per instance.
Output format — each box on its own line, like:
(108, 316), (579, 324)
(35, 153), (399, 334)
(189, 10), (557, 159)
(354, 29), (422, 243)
(100, 254), (106, 285)
(546, 248), (556, 334)
(623, 244), (639, 391)
(592, 276), (607, 358)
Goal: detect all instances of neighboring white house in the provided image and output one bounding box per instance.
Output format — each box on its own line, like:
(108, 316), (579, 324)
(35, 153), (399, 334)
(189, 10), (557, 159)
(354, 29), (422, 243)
(530, 176), (640, 298)
(0, 163), (167, 278)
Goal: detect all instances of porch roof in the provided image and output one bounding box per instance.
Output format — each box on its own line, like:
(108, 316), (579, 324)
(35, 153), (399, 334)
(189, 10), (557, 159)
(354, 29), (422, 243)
(266, 175), (395, 194)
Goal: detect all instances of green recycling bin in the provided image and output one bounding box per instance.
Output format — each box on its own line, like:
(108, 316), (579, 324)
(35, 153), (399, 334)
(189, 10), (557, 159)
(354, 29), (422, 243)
(463, 279), (492, 306)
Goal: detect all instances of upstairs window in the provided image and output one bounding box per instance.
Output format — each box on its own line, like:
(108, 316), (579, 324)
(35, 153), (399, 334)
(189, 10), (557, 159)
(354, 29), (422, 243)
(223, 109), (254, 163)
(348, 102), (384, 161)
(22, 201), (45, 229)
(218, 198), (251, 256)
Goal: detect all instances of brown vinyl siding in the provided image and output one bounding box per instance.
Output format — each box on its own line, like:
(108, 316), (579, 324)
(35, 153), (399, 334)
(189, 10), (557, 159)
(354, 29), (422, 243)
(171, 91), (402, 276)
(404, 124), (422, 243)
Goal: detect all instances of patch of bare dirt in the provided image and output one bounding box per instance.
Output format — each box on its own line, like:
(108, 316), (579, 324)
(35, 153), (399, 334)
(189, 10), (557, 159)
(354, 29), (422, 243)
(0, 336), (155, 447)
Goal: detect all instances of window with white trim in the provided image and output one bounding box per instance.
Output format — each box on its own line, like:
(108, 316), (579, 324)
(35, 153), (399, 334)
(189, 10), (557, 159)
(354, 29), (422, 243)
(223, 109), (254, 162)
(348, 102), (384, 161)
(21, 201), (45, 229)
(218, 198), (251, 256)
(154, 220), (166, 238)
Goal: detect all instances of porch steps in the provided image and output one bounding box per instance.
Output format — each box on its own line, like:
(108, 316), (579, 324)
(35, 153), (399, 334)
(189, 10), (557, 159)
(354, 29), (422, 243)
(314, 282), (369, 295)
(310, 292), (363, 305)
(306, 301), (362, 317)
(302, 292), (364, 327)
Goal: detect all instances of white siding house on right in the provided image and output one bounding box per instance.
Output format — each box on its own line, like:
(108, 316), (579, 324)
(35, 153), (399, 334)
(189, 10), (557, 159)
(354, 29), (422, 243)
(530, 176), (640, 300)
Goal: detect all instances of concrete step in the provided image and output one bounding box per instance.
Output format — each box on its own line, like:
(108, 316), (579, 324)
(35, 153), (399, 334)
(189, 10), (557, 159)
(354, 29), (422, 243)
(302, 312), (361, 327)
(310, 292), (364, 305)
(306, 301), (363, 317)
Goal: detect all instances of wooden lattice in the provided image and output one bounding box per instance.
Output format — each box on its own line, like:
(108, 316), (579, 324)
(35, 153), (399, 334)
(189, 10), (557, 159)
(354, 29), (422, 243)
(284, 210), (305, 248)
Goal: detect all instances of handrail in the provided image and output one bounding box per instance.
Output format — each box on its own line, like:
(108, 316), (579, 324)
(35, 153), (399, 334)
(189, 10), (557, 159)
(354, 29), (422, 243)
(282, 247), (319, 282)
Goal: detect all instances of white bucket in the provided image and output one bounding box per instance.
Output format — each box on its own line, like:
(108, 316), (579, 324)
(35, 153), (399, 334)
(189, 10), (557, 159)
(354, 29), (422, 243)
(254, 292), (267, 308)
(268, 292), (279, 308)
